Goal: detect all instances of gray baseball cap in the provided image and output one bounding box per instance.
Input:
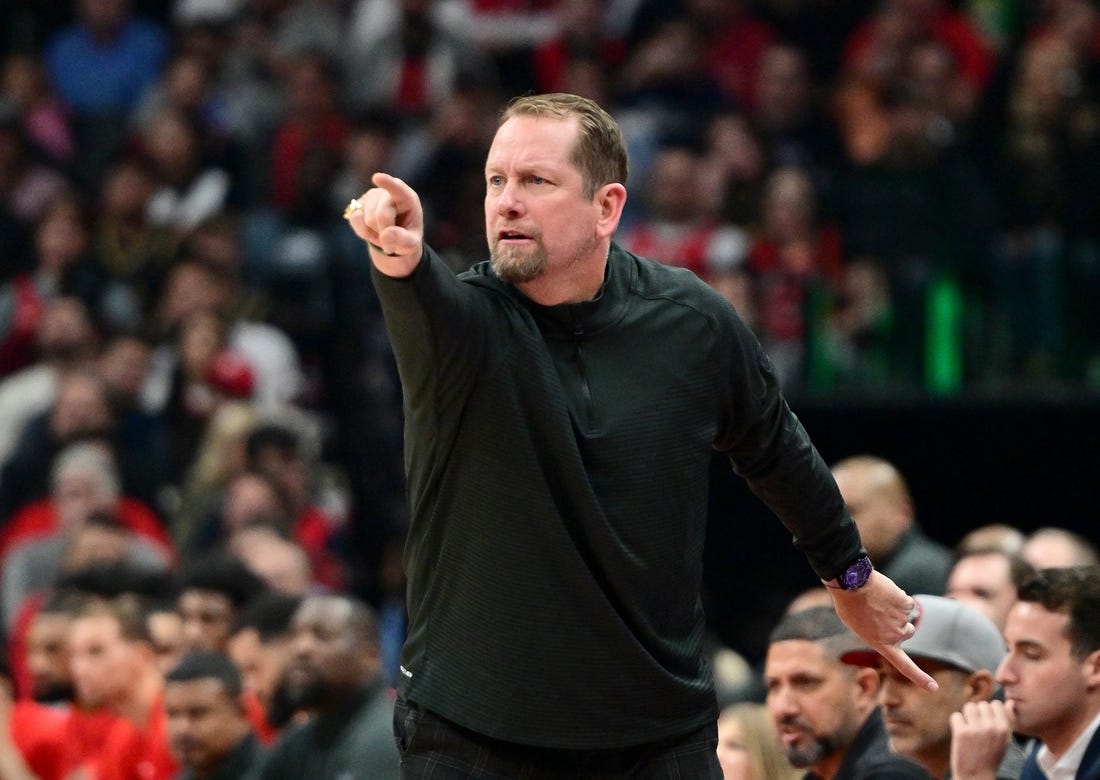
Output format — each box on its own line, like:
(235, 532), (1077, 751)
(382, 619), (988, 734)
(841, 594), (1006, 674)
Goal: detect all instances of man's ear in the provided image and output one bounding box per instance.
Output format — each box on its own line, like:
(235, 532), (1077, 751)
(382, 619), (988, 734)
(595, 183), (627, 238)
(1082, 648), (1100, 693)
(965, 669), (996, 702)
(854, 665), (881, 707)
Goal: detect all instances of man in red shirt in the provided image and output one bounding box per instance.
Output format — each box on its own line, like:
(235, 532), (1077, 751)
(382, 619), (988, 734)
(68, 594), (178, 780)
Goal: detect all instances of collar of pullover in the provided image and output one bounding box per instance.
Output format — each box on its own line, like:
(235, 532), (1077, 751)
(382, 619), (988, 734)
(507, 243), (632, 338)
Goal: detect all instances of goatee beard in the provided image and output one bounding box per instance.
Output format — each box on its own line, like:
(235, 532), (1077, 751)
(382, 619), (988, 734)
(491, 242), (547, 284)
(783, 734), (836, 768)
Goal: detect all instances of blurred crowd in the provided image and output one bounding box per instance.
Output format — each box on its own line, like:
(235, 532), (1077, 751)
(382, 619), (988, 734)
(0, 0), (1099, 776)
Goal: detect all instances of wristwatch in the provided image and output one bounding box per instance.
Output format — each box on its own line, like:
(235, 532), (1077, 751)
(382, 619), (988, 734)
(822, 554), (874, 590)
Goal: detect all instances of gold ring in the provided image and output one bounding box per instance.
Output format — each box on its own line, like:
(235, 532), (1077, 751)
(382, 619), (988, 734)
(343, 198), (362, 220)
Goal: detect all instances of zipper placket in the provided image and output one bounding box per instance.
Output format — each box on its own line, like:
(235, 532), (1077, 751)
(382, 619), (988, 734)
(572, 309), (596, 431)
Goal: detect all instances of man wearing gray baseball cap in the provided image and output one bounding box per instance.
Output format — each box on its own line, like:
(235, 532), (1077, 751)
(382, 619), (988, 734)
(843, 595), (1026, 779)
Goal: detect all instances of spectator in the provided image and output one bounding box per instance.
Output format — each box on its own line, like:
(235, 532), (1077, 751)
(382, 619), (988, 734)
(174, 548), (267, 653)
(164, 650), (265, 779)
(244, 418), (347, 589)
(170, 400), (257, 549)
(745, 164), (845, 391)
(98, 331), (171, 477)
(43, 0), (169, 190)
(264, 50), (348, 231)
(617, 141), (750, 283)
(90, 155), (179, 330)
(1, 442), (173, 633)
(156, 307), (257, 483)
(842, 0), (995, 121)
(186, 469), (289, 555)
(139, 108), (233, 237)
(226, 591), (303, 733)
(0, 427), (171, 562)
(68, 594), (178, 780)
(690, 0), (778, 110)
(830, 455), (953, 596)
(0, 98), (70, 249)
(343, 0), (491, 118)
(530, 0), (624, 97)
(945, 547), (1035, 630)
(954, 523), (1027, 557)
(717, 701), (800, 780)
(143, 259), (304, 409)
(750, 42), (838, 176)
(0, 52), (74, 166)
(701, 109), (768, 228)
(228, 524), (315, 595)
(1021, 527), (1100, 570)
(0, 296), (99, 468)
(842, 594), (1026, 779)
(1, 368), (167, 522)
(0, 195), (97, 379)
(0, 647), (69, 780)
(764, 605), (930, 779)
(20, 592), (77, 704)
(256, 594), (399, 778)
(146, 599), (184, 676)
(998, 566), (1100, 779)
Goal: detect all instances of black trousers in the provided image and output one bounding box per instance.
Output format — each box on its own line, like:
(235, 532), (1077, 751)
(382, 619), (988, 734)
(393, 698), (722, 779)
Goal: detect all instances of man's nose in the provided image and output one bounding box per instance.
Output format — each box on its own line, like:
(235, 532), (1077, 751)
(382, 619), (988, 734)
(494, 182), (523, 216)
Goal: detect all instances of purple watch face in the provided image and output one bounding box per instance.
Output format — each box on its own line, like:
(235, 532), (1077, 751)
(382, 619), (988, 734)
(841, 556), (873, 589)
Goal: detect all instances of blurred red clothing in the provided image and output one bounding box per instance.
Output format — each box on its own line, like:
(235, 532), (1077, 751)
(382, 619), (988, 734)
(844, 6), (995, 91)
(9, 699), (70, 780)
(244, 688), (278, 745)
(269, 115), (349, 213)
(292, 505), (345, 591)
(747, 225), (844, 342)
(91, 693), (177, 780)
(0, 496), (174, 563)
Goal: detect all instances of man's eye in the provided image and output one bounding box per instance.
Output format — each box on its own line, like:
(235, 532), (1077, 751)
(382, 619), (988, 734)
(488, 176), (504, 187)
(531, 176), (545, 184)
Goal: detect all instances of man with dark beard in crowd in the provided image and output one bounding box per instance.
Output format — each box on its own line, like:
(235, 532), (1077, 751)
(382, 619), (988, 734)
(255, 594), (399, 779)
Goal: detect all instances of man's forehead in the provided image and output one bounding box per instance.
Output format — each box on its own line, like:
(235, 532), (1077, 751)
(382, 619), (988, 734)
(295, 598), (351, 630)
(72, 613), (121, 637)
(953, 553), (1010, 579)
(766, 639), (832, 671)
(1006, 600), (1069, 637)
(165, 677), (231, 702)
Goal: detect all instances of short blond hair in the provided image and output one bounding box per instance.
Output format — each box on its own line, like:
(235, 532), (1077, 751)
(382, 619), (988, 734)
(501, 93), (628, 199)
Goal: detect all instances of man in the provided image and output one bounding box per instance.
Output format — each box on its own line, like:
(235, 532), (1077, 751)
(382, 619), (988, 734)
(164, 651), (264, 780)
(226, 591), (303, 736)
(843, 594), (1026, 779)
(0, 648), (70, 780)
(998, 566), (1100, 780)
(1, 441), (172, 633)
(765, 605), (931, 779)
(946, 548), (1035, 631)
(256, 594), (399, 779)
(68, 594), (178, 779)
(21, 592), (77, 704)
(345, 91), (930, 775)
(831, 455), (953, 597)
(174, 548), (268, 654)
(1021, 528), (1100, 570)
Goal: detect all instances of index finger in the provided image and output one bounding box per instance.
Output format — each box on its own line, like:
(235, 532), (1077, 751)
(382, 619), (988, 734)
(877, 643), (938, 692)
(371, 172), (417, 210)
